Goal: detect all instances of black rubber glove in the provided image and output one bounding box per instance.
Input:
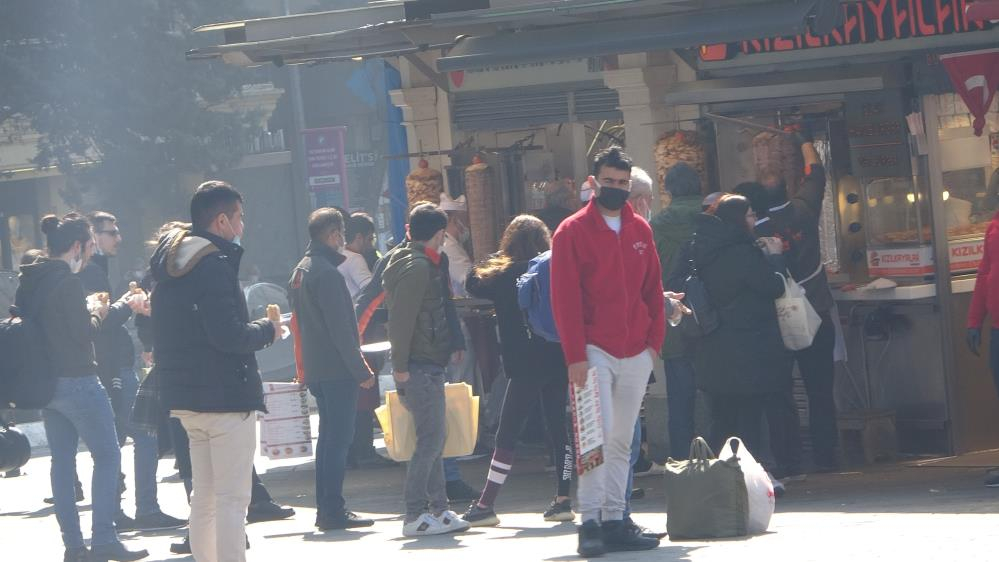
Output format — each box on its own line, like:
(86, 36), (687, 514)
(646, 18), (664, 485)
(967, 327), (982, 357)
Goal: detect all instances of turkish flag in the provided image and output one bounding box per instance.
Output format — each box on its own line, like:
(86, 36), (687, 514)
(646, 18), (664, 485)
(940, 48), (999, 136)
(967, 0), (999, 22)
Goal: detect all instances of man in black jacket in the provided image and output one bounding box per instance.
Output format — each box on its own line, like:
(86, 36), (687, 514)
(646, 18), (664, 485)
(81, 211), (186, 532)
(150, 181), (280, 562)
(289, 208), (375, 531)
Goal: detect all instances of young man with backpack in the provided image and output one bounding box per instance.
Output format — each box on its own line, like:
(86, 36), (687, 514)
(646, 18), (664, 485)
(550, 147), (666, 557)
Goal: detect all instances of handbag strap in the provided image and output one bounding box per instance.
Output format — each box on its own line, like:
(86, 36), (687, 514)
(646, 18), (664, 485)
(688, 436), (716, 463)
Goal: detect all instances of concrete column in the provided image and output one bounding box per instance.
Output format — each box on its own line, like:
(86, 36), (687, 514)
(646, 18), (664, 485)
(390, 53), (455, 177)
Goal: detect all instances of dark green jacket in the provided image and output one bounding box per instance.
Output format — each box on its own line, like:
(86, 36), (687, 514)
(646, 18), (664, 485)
(649, 195), (701, 358)
(383, 242), (455, 370)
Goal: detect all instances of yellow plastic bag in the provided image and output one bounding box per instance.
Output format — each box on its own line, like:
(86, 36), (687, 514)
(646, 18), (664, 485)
(375, 382), (479, 462)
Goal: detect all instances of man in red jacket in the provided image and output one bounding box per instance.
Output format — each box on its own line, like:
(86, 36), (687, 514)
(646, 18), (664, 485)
(551, 146), (666, 557)
(967, 188), (999, 487)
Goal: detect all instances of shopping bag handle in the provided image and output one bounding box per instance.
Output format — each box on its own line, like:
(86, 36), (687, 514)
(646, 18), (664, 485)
(688, 436), (716, 462)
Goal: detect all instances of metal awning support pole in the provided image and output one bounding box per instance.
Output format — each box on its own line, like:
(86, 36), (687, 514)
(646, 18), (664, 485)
(922, 94), (959, 455)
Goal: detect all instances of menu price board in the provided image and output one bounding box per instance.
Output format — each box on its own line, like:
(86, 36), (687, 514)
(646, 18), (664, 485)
(570, 368), (605, 475)
(846, 92), (911, 178)
(259, 382), (313, 460)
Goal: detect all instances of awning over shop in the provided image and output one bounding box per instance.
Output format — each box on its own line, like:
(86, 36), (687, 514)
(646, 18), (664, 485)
(435, 1), (825, 72)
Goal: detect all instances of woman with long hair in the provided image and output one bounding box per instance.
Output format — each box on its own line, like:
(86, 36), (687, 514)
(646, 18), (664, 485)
(17, 213), (148, 562)
(461, 215), (575, 527)
(691, 195), (791, 467)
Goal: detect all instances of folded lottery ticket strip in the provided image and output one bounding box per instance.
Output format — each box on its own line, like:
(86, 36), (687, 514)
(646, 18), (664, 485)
(569, 368), (604, 475)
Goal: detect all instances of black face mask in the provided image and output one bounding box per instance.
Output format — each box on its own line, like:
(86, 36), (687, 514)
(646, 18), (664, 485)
(596, 186), (630, 211)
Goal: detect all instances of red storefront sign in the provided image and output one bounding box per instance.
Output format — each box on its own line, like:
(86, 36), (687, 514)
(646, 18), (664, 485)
(940, 48), (999, 136)
(700, 0), (993, 61)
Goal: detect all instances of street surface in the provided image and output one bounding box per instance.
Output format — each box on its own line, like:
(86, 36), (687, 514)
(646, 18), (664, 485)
(2, 424), (998, 561)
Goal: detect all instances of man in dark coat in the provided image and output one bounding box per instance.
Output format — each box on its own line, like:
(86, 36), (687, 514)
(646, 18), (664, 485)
(81, 211), (186, 531)
(150, 181), (280, 562)
(289, 208), (375, 531)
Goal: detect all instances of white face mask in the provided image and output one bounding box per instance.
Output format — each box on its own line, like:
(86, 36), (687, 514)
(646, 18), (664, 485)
(69, 249), (84, 274)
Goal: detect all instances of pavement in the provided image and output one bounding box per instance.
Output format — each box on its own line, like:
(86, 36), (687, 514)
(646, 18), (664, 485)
(3, 424), (999, 562)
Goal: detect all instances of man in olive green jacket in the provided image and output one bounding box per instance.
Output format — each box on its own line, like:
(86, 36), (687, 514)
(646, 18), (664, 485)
(649, 163), (703, 460)
(383, 203), (469, 537)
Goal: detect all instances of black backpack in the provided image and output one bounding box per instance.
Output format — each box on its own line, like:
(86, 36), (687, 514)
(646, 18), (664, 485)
(0, 275), (60, 409)
(674, 237), (720, 339)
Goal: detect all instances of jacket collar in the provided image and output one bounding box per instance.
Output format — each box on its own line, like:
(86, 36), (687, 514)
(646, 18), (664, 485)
(193, 229), (243, 268)
(583, 197), (637, 232)
(305, 241), (347, 267)
(88, 253), (110, 274)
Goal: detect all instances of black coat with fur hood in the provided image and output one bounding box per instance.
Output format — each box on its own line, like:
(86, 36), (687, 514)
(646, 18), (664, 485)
(150, 227), (275, 413)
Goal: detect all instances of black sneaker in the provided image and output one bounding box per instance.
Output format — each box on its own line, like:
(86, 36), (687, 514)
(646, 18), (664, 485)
(985, 469), (999, 488)
(318, 511), (375, 531)
(445, 479), (479, 502)
(624, 517), (667, 540)
(542, 499), (574, 522)
(461, 503), (499, 527)
(63, 547), (89, 562)
(132, 510), (187, 531)
(46, 481), (85, 505)
(577, 520), (606, 557)
(89, 541), (149, 562)
(630, 487), (646, 500)
(246, 500), (295, 523)
(114, 513), (137, 532)
(169, 536), (190, 555)
(601, 519), (659, 552)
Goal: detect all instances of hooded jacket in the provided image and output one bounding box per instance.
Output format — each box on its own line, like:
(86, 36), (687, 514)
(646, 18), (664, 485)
(550, 199), (666, 365)
(149, 228), (275, 413)
(16, 258), (102, 377)
(289, 241), (370, 385)
(78, 254), (135, 386)
(650, 195), (702, 359)
(382, 241), (460, 370)
(691, 214), (791, 395)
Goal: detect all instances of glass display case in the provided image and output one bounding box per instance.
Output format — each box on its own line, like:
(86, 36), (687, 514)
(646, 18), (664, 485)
(862, 175), (934, 278)
(938, 126), (998, 273)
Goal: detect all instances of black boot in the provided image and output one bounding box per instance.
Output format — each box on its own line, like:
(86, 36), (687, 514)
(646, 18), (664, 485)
(576, 520), (605, 557)
(601, 519), (659, 552)
(63, 547), (89, 562)
(89, 542), (149, 562)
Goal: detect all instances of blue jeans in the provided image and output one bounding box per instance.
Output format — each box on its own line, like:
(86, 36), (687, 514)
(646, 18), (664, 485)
(119, 369), (160, 517)
(43, 376), (122, 549)
(665, 358), (697, 460)
(623, 417), (642, 519)
(309, 378), (358, 518)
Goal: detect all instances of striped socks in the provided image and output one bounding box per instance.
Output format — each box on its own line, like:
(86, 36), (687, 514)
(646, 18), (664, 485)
(477, 448), (515, 508)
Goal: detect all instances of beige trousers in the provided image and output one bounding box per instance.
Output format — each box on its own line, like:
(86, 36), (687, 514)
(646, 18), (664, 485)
(173, 410), (256, 562)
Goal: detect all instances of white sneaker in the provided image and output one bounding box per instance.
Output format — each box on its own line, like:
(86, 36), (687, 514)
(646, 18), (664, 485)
(403, 513), (450, 537)
(435, 510), (471, 533)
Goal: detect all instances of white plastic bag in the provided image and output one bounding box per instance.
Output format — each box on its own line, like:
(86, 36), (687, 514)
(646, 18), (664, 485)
(719, 437), (774, 535)
(775, 273), (822, 351)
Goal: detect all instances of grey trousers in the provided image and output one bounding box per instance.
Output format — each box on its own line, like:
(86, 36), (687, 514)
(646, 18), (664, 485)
(399, 363), (448, 521)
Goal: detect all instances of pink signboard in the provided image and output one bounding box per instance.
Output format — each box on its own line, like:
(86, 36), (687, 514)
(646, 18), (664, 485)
(303, 127), (348, 205)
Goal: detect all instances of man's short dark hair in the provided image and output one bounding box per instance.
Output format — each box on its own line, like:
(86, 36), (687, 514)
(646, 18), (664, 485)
(664, 162), (702, 197)
(408, 203), (448, 242)
(346, 212), (376, 242)
(190, 181), (243, 231)
(308, 208), (344, 242)
(732, 181), (769, 215)
(87, 211), (117, 232)
(592, 145), (633, 177)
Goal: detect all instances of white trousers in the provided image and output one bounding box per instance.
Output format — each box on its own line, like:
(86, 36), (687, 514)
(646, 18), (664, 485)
(576, 345), (653, 523)
(173, 410), (256, 562)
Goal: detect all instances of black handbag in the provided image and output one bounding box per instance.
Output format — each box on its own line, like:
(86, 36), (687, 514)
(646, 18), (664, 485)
(677, 237), (720, 339)
(129, 368), (162, 435)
